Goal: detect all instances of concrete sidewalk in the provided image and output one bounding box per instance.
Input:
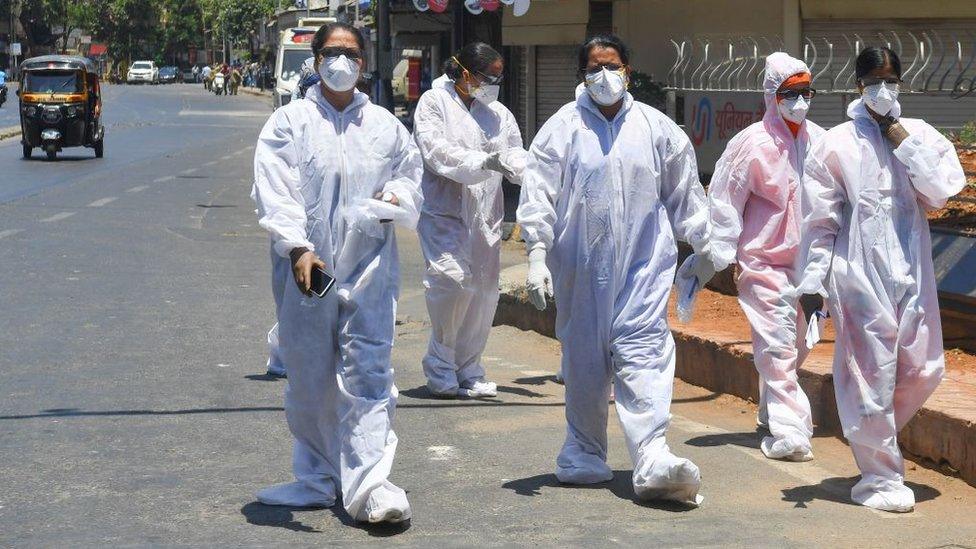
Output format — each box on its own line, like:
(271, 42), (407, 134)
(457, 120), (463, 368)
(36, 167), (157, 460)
(494, 264), (976, 489)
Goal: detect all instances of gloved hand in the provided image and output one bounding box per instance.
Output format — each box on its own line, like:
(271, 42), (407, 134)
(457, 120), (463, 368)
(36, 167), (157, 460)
(483, 151), (517, 180)
(689, 253), (717, 287)
(799, 293), (825, 318)
(526, 247), (553, 311)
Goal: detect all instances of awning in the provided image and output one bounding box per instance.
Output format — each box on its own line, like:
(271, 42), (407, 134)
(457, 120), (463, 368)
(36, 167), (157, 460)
(89, 43), (107, 56)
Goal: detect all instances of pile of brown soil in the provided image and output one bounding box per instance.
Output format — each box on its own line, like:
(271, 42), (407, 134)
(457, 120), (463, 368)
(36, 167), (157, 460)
(928, 146), (976, 234)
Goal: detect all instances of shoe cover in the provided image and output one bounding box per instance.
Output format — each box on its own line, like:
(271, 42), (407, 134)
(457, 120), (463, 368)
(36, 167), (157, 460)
(458, 378), (497, 398)
(256, 480), (336, 508)
(364, 481), (411, 523)
(426, 381), (459, 399)
(760, 435), (813, 462)
(851, 475), (915, 513)
(633, 449), (704, 506)
(266, 363), (287, 377)
(555, 453), (614, 485)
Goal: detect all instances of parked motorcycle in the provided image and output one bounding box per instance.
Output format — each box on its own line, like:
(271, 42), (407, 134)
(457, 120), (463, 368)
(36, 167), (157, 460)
(213, 72), (225, 96)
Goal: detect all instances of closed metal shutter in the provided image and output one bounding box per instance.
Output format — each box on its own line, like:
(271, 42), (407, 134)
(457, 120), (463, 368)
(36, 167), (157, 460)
(803, 18), (976, 129)
(536, 45), (579, 130)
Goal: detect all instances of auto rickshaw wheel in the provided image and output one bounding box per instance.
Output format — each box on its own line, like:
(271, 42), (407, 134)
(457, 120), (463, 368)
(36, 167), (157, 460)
(94, 139), (104, 158)
(45, 146), (57, 161)
(22, 144), (31, 159)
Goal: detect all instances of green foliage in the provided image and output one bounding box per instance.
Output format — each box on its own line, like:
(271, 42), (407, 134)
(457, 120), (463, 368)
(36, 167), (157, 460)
(960, 121), (976, 146)
(629, 70), (666, 111)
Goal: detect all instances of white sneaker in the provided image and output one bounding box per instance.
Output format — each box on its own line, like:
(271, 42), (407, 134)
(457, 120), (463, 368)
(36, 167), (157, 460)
(365, 482), (411, 524)
(458, 379), (497, 398)
(760, 436), (814, 462)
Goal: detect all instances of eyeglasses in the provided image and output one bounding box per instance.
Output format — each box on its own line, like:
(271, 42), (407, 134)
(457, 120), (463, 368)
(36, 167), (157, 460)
(473, 70), (504, 86)
(584, 63), (625, 76)
(319, 46), (362, 60)
(777, 88), (816, 100)
(859, 77), (901, 86)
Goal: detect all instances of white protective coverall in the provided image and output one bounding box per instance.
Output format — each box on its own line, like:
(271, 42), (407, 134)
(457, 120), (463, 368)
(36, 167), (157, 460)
(517, 87), (711, 504)
(708, 53), (825, 460)
(251, 84), (424, 521)
(797, 97), (965, 511)
(415, 74), (527, 395)
(263, 250), (290, 377)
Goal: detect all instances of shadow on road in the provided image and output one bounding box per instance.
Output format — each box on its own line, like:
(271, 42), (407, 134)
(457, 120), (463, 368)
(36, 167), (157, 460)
(780, 476), (941, 509)
(502, 470), (699, 512)
(685, 430), (762, 450)
(673, 392), (723, 404)
(244, 373), (283, 382)
(241, 500), (411, 537)
(512, 374), (559, 386)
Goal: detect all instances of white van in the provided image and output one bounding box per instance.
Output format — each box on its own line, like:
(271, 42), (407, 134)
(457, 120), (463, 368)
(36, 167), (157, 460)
(273, 19), (335, 109)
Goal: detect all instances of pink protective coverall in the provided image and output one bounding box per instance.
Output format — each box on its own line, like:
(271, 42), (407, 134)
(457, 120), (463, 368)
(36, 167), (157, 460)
(708, 52), (826, 460)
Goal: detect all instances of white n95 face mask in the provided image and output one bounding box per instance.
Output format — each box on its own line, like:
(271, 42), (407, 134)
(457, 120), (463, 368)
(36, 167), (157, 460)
(471, 83), (499, 105)
(862, 82), (898, 116)
(778, 96), (810, 124)
(319, 55), (360, 92)
(585, 67), (627, 107)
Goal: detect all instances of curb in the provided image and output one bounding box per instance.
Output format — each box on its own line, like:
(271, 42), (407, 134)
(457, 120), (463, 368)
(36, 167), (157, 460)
(493, 264), (976, 488)
(0, 125), (21, 142)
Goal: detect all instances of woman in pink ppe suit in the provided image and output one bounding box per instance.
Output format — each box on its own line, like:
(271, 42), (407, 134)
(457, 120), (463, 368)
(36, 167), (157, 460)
(797, 47), (966, 512)
(708, 52), (825, 462)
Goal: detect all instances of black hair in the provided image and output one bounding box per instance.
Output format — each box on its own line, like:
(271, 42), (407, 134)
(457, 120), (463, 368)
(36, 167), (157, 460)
(578, 34), (630, 74)
(443, 42), (501, 80)
(855, 46), (901, 80)
(312, 22), (367, 60)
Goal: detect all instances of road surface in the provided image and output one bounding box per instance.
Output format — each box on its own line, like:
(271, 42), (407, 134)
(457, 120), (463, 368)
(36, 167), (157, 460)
(1, 83), (975, 547)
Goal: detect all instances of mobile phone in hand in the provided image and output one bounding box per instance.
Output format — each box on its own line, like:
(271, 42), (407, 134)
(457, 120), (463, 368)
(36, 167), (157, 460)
(310, 266), (336, 298)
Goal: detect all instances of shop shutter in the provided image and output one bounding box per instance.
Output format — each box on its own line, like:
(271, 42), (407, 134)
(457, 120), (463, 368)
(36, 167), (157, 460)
(536, 45), (579, 130)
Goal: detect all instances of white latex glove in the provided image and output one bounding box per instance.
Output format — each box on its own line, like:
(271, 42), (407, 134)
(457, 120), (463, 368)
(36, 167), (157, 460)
(483, 150), (517, 180)
(526, 247), (553, 311)
(688, 253), (717, 287)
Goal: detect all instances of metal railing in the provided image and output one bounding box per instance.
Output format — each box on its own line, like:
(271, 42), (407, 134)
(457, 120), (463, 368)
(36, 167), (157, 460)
(667, 31), (976, 97)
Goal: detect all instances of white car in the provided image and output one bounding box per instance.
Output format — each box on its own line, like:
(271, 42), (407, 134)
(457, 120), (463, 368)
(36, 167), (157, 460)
(127, 61), (159, 84)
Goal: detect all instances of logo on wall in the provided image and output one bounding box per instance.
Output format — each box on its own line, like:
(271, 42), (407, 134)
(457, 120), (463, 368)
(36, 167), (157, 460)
(690, 97), (712, 146)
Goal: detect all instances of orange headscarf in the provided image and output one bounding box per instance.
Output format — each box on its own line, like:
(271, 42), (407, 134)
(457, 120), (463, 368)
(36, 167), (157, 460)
(776, 72), (812, 137)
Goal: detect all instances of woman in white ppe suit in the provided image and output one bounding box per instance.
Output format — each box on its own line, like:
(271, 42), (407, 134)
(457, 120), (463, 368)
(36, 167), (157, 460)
(251, 23), (423, 524)
(708, 52), (826, 461)
(797, 47), (965, 512)
(414, 42), (527, 398)
(517, 35), (715, 505)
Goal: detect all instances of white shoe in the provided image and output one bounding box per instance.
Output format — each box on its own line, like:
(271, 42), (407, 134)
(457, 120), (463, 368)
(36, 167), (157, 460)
(365, 482), (411, 524)
(256, 480), (335, 508)
(633, 449), (704, 506)
(760, 436), (814, 462)
(458, 379), (497, 398)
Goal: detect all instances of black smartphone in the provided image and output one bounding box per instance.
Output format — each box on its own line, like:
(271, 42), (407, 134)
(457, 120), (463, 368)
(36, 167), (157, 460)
(310, 266), (336, 298)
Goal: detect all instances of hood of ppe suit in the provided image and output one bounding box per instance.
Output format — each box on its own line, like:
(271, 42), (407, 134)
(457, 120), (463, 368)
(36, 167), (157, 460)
(846, 96), (902, 121)
(761, 52), (811, 146)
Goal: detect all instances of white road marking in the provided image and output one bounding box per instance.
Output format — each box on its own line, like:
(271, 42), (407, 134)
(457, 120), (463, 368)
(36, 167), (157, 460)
(177, 110), (269, 117)
(41, 212), (75, 223)
(427, 446), (457, 461)
(203, 160), (218, 167)
(153, 175), (175, 183)
(220, 155), (233, 161)
(0, 229), (24, 239)
(126, 185), (149, 193)
(181, 168), (198, 175)
(87, 197), (117, 207)
(519, 370), (552, 377)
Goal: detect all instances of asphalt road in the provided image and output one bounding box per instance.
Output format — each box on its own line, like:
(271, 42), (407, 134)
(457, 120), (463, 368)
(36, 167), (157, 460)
(1, 84), (976, 547)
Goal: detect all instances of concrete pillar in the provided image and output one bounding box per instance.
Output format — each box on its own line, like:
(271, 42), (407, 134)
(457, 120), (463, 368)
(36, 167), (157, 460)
(526, 45), (537, 142)
(783, 0), (801, 56)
